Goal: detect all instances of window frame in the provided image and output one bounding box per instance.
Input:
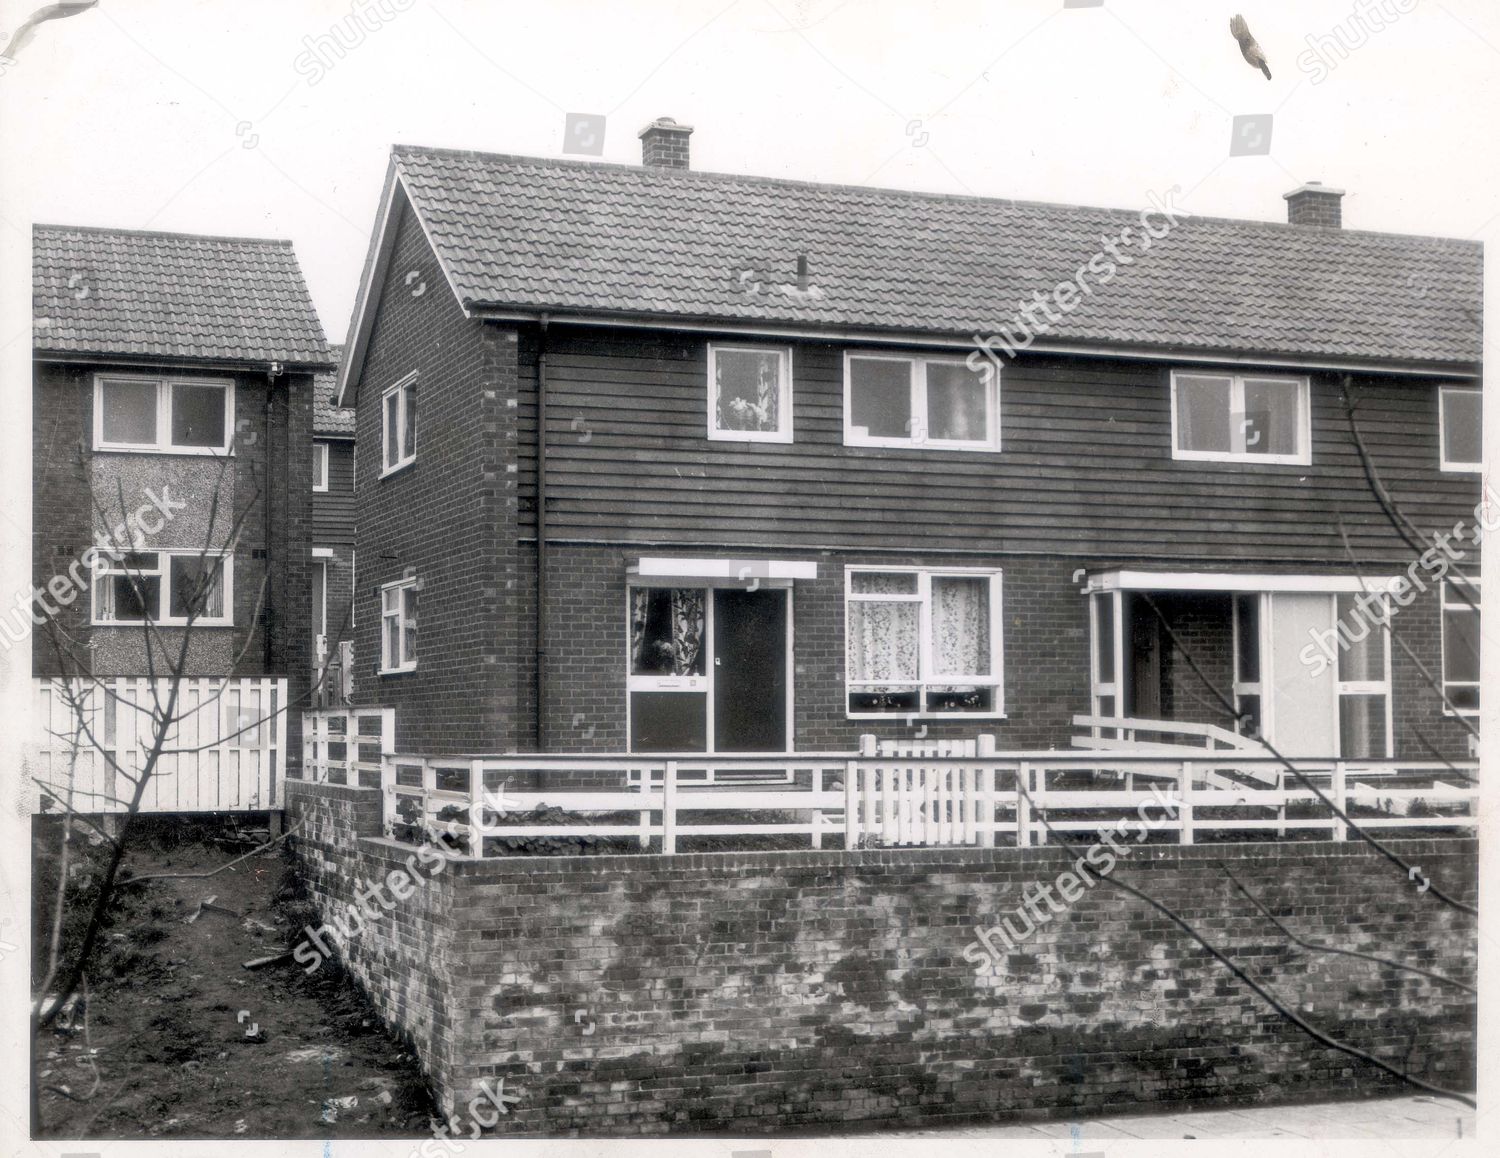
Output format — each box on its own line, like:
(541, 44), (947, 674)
(843, 565), (1005, 719)
(379, 372), (418, 478)
(706, 344), (794, 444)
(1169, 370), (1311, 466)
(379, 575), (419, 674)
(93, 373), (235, 455)
(1438, 385), (1483, 473)
(842, 352), (1000, 452)
(312, 441), (330, 491)
(90, 549), (234, 627)
(1441, 578), (1480, 716)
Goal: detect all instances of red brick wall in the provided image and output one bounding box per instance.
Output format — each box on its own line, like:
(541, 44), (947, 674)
(347, 197), (523, 754)
(284, 781), (1476, 1135)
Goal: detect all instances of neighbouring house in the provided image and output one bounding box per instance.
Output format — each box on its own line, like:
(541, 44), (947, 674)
(330, 122), (1483, 764)
(311, 344), (357, 707)
(28, 224), (333, 813)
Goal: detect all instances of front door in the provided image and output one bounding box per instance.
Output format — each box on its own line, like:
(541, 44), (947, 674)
(713, 588), (787, 751)
(628, 584), (791, 753)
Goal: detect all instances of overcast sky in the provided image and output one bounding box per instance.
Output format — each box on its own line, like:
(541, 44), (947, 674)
(2, 0), (1498, 342)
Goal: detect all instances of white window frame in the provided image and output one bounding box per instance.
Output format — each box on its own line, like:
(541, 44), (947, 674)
(1439, 385), (1483, 473)
(93, 373), (235, 455)
(380, 372), (418, 478)
(844, 565), (1004, 719)
(90, 549), (235, 627)
(843, 352), (1000, 452)
(379, 576), (419, 674)
(1441, 578), (1480, 716)
(1333, 592), (1394, 758)
(1169, 370), (1311, 466)
(312, 441), (330, 491)
(706, 344), (794, 444)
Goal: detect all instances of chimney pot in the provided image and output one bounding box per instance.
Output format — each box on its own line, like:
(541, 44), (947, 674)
(638, 117), (694, 170)
(1283, 182), (1345, 228)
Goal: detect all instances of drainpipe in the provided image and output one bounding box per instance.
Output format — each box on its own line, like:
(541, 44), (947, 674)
(262, 364), (283, 671)
(535, 316), (550, 753)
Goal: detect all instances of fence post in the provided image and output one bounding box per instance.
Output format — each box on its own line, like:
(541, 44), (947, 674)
(1332, 761), (1348, 841)
(638, 764), (653, 849)
(1016, 761), (1031, 848)
(844, 760), (859, 850)
(811, 765), (823, 850)
(859, 733), (877, 758)
(662, 760), (678, 855)
(1178, 760), (1194, 845)
(380, 754), (395, 841)
(471, 757), (486, 860)
(977, 734), (996, 848)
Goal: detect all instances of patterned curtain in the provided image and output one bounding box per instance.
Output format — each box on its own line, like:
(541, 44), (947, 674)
(932, 577), (989, 677)
(670, 588), (704, 675)
(630, 588), (650, 670)
(848, 601), (919, 681)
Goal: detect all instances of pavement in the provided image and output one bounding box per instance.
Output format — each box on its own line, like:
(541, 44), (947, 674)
(847, 1095), (1476, 1140)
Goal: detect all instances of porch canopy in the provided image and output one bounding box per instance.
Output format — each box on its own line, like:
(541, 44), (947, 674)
(634, 557), (818, 585)
(1083, 569), (1404, 595)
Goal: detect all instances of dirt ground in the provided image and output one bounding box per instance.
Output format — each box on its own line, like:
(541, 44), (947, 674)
(33, 819), (438, 1141)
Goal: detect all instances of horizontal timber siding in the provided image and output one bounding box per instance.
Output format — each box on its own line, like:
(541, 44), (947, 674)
(512, 326), (1482, 565)
(312, 437), (355, 544)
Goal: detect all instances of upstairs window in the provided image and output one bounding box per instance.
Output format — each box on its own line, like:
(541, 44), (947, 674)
(845, 567), (1003, 717)
(381, 373), (417, 476)
(1171, 372), (1310, 465)
(844, 354), (998, 450)
(1439, 385), (1482, 472)
(312, 441), (329, 491)
(707, 345), (792, 442)
(95, 375), (233, 453)
(92, 550), (231, 626)
(1442, 578), (1480, 715)
(380, 576), (419, 673)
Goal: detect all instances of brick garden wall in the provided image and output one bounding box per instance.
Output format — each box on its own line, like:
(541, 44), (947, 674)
(285, 780), (1476, 1136)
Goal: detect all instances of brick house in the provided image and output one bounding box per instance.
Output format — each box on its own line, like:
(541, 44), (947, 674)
(332, 122), (1482, 764)
(311, 345), (357, 705)
(29, 225), (333, 809)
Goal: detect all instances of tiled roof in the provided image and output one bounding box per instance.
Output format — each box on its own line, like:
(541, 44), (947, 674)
(391, 146), (1482, 368)
(34, 225), (333, 367)
(313, 345), (354, 435)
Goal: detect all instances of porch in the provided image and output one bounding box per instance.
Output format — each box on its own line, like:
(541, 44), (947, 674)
(299, 709), (1476, 857)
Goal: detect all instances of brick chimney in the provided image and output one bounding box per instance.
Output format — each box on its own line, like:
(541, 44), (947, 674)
(1283, 182), (1345, 228)
(638, 117), (693, 169)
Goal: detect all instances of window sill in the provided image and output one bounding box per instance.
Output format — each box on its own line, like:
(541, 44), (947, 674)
(707, 429), (794, 445)
(845, 712), (1007, 722)
(1439, 462), (1484, 474)
(92, 620), (235, 629)
(1170, 450), (1311, 467)
(379, 664), (418, 677)
(94, 445), (236, 458)
(844, 438), (1001, 454)
(378, 458), (415, 480)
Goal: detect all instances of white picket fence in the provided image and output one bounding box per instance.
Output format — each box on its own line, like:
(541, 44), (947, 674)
(28, 677), (287, 814)
(352, 738), (1477, 858)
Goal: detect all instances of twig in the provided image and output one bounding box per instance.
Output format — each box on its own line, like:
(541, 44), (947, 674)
(127, 820), (303, 883)
(1219, 864), (1475, 994)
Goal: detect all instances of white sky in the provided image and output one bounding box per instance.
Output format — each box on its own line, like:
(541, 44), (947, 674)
(0, 0), (1498, 339)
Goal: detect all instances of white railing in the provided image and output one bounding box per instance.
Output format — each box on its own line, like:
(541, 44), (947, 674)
(371, 746), (1477, 858)
(28, 676), (287, 814)
(303, 707), (395, 788)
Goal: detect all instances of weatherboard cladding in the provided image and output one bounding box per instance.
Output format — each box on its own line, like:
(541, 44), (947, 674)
(390, 145), (1482, 368)
(34, 225), (332, 367)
